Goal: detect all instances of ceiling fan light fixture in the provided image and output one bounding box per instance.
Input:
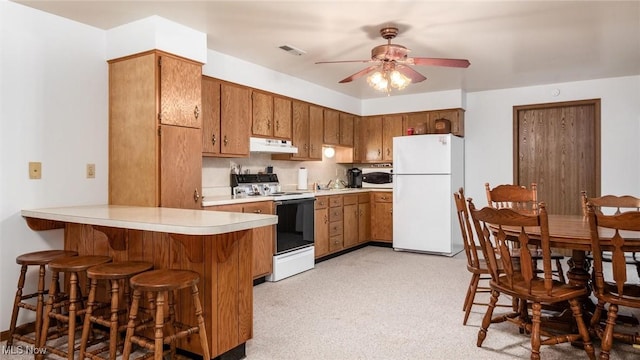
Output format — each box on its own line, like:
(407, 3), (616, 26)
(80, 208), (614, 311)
(389, 70), (411, 90)
(367, 66), (411, 93)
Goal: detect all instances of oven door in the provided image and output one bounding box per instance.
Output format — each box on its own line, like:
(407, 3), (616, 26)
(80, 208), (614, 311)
(274, 198), (315, 254)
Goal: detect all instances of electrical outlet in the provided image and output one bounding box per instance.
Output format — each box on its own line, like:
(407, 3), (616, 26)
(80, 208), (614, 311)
(86, 163), (96, 179)
(29, 162), (42, 179)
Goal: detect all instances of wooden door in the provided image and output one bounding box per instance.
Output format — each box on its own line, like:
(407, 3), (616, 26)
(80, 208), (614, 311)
(242, 201), (274, 278)
(383, 114), (404, 161)
(160, 125), (202, 209)
(343, 195), (358, 248)
(251, 90), (273, 137)
(323, 108), (340, 145)
(514, 99), (600, 215)
(314, 197), (330, 258)
(309, 105), (324, 160)
(291, 101), (309, 159)
(339, 113), (354, 146)
(220, 83), (250, 156)
(361, 116), (383, 162)
(273, 96), (292, 139)
(358, 201), (371, 243)
(201, 76), (221, 155)
(159, 54), (202, 128)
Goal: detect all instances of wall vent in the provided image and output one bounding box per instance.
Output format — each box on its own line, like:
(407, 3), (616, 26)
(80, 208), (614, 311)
(279, 45), (306, 56)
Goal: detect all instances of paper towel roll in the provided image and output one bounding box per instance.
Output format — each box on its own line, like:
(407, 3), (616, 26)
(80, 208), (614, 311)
(297, 167), (308, 190)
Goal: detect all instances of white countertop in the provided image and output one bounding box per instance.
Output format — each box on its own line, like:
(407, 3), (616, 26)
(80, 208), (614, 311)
(21, 205), (277, 236)
(201, 188), (392, 207)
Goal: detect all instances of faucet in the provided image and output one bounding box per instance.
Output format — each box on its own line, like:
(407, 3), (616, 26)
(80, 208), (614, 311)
(326, 179), (347, 189)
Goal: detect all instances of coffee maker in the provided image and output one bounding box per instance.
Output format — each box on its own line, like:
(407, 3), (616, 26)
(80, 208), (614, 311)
(347, 168), (363, 188)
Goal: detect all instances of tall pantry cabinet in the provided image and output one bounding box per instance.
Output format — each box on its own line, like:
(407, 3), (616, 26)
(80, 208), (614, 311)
(109, 50), (203, 209)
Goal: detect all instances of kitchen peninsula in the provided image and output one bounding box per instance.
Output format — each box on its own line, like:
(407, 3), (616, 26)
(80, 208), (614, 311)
(21, 205), (277, 360)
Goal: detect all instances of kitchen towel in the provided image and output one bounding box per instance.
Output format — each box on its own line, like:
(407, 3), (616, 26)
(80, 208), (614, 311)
(297, 167), (308, 190)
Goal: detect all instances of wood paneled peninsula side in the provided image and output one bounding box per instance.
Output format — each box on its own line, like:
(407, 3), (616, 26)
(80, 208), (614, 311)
(21, 205), (277, 360)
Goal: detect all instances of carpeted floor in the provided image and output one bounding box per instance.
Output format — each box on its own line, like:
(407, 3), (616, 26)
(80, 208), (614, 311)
(2, 245), (639, 359)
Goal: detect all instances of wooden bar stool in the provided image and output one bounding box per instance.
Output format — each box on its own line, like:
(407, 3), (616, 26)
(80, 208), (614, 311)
(7, 250), (78, 348)
(36, 255), (112, 360)
(78, 261), (154, 360)
(122, 269), (210, 360)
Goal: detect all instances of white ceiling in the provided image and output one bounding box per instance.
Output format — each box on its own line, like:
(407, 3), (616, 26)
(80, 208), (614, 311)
(14, 1), (640, 99)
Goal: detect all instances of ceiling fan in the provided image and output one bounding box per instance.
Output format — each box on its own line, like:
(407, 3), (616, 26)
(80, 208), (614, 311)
(316, 26), (470, 86)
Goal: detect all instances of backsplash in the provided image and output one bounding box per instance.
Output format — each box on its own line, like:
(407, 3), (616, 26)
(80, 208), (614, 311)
(202, 150), (350, 195)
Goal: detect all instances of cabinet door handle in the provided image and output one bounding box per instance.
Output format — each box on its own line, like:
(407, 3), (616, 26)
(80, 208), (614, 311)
(253, 209), (262, 214)
(275, 120), (280, 131)
(194, 105), (200, 119)
(378, 149), (381, 156)
(267, 120), (271, 129)
(193, 188), (200, 203)
(224, 136), (229, 146)
(387, 148), (391, 156)
(324, 214), (328, 224)
(211, 134), (216, 146)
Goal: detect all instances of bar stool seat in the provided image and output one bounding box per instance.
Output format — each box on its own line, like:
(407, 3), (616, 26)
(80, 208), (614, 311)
(79, 261), (154, 360)
(122, 269), (211, 360)
(37, 255), (112, 360)
(7, 250), (78, 348)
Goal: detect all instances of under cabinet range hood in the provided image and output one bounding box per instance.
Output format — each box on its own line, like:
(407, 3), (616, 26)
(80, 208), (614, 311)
(249, 137), (298, 154)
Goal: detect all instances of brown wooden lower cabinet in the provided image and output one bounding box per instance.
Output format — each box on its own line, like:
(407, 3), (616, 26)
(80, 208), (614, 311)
(371, 192), (393, 242)
(357, 193), (371, 243)
(328, 195), (344, 252)
(314, 191), (382, 257)
(205, 202), (274, 279)
(314, 196), (330, 257)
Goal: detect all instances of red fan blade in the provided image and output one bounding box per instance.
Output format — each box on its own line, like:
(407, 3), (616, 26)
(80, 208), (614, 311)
(395, 64), (427, 83)
(406, 57), (470, 68)
(338, 65), (379, 83)
(315, 59), (373, 64)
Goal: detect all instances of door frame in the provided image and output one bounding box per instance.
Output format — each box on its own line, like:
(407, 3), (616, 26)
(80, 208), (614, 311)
(512, 98), (601, 197)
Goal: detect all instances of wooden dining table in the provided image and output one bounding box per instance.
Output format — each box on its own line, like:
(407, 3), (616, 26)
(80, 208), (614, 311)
(505, 214), (640, 285)
(501, 214), (640, 330)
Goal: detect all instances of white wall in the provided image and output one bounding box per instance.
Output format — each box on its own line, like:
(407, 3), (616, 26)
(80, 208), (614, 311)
(1, 2), (639, 334)
(0, 2), (108, 330)
(464, 76), (640, 206)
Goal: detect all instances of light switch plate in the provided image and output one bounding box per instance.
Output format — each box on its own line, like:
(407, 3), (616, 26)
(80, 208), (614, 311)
(29, 162), (42, 179)
(86, 163), (95, 179)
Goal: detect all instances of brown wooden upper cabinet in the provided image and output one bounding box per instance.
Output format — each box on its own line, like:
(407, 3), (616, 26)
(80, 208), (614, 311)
(201, 76), (251, 157)
(323, 108), (340, 145)
(339, 112), (355, 146)
(429, 108), (464, 136)
(382, 114), (404, 161)
(404, 108), (465, 137)
(359, 116), (383, 162)
(273, 101), (322, 161)
(109, 50), (202, 209)
(251, 90), (292, 140)
(355, 115), (403, 163)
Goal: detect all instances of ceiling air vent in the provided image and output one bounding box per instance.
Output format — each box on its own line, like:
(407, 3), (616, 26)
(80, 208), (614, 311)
(279, 45), (306, 56)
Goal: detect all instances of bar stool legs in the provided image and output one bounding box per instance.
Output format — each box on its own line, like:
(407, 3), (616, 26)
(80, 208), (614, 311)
(122, 269), (210, 360)
(37, 255), (112, 360)
(78, 261), (153, 360)
(7, 250), (78, 348)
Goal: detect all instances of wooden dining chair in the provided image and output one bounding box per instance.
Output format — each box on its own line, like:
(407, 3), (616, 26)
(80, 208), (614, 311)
(586, 203), (640, 359)
(485, 182), (566, 283)
(468, 200), (595, 360)
(581, 191), (640, 278)
(454, 188), (512, 325)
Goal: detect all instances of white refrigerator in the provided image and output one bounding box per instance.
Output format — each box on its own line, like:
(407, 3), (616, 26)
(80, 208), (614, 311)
(392, 134), (464, 256)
